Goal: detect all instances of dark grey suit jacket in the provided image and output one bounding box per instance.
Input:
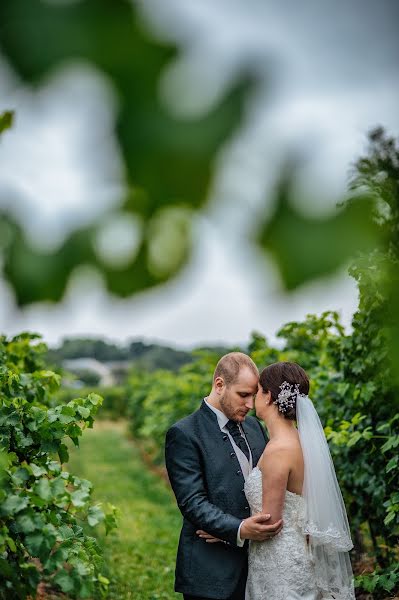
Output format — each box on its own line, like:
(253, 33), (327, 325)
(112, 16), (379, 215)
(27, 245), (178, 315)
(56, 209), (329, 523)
(165, 400), (267, 599)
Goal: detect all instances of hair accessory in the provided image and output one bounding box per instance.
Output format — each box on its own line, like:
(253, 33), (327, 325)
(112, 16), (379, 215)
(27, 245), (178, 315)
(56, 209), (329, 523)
(274, 381), (301, 414)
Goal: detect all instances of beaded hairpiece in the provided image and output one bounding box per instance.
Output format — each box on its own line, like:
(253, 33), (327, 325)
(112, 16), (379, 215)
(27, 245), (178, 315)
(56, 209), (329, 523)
(273, 381), (301, 414)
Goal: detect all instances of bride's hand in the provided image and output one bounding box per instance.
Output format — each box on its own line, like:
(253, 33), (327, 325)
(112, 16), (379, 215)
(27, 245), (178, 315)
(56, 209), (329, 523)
(196, 529), (223, 543)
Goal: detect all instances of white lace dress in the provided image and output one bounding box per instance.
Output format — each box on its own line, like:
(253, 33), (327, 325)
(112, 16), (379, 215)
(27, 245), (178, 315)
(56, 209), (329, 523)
(244, 466), (319, 600)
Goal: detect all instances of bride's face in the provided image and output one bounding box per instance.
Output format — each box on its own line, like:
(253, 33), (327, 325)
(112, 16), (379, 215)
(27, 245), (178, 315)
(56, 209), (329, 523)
(219, 367), (258, 422)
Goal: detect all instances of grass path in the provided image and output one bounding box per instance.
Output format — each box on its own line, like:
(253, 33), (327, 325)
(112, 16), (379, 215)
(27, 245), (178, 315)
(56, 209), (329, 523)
(66, 420), (182, 600)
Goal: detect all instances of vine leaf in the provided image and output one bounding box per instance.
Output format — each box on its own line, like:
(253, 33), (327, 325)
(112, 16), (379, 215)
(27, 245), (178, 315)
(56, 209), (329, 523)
(0, 111), (14, 135)
(0, 0), (257, 305)
(257, 168), (380, 290)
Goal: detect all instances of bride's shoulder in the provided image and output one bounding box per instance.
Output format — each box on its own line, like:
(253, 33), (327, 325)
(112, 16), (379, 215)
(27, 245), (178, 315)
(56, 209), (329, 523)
(261, 436), (301, 462)
(259, 440), (289, 465)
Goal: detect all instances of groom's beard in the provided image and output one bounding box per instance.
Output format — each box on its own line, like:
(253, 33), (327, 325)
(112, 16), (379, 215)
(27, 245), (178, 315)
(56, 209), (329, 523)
(219, 391), (249, 422)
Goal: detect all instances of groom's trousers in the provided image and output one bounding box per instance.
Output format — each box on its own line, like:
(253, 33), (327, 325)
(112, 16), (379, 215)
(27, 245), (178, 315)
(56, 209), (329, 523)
(183, 563), (247, 600)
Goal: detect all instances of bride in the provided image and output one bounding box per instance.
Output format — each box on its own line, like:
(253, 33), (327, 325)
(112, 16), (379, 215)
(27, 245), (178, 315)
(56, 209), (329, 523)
(244, 361), (355, 600)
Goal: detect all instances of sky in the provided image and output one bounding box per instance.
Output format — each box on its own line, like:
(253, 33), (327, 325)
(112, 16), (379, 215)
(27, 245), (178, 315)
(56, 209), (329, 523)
(0, 0), (398, 349)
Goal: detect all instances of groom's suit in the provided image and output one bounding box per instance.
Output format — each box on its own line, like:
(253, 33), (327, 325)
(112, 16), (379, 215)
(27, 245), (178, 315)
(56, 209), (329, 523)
(165, 399), (267, 599)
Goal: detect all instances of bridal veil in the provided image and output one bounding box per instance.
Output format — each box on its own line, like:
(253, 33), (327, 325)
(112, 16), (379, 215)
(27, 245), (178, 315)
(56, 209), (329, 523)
(296, 394), (355, 600)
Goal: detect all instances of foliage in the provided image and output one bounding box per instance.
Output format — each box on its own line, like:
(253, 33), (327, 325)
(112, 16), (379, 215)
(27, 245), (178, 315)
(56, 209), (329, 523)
(0, 2), (384, 311)
(0, 333), (118, 599)
(66, 421), (181, 600)
(126, 350), (227, 463)
(257, 167), (379, 289)
(349, 126), (399, 379)
(266, 130), (399, 596)
(355, 563), (399, 596)
(55, 385), (130, 421)
(0, 0), (253, 306)
(69, 368), (102, 387)
(0, 110), (14, 135)
(48, 337), (194, 373)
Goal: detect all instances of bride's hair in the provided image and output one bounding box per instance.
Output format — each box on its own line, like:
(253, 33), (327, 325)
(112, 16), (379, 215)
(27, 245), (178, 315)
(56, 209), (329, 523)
(259, 361), (309, 420)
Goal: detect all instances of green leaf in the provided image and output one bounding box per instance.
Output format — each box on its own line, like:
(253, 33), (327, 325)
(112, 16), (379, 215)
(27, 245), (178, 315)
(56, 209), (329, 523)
(381, 435), (399, 453)
(0, 0), (253, 306)
(58, 443), (69, 464)
(58, 413), (75, 424)
(257, 169), (379, 290)
(88, 393), (102, 406)
(0, 110), (14, 134)
(6, 536), (16, 552)
(51, 476), (67, 498)
(30, 463), (47, 477)
(386, 455), (398, 473)
(390, 492), (399, 503)
(34, 478), (52, 501)
(11, 466), (30, 485)
(24, 533), (44, 557)
(0, 557), (14, 577)
(384, 511), (396, 526)
(58, 525), (74, 541)
(87, 505), (105, 527)
(77, 406), (90, 419)
(0, 494), (29, 515)
(71, 489), (90, 508)
(61, 405), (76, 416)
(53, 570), (75, 593)
(15, 513), (37, 534)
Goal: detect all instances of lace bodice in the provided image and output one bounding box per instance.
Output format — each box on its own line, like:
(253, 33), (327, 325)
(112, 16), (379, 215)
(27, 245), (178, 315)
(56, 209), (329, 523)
(244, 466), (319, 600)
(245, 466), (307, 525)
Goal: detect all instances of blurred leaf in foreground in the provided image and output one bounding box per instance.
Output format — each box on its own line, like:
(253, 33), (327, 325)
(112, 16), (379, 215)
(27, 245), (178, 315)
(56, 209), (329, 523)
(0, 0), (257, 305)
(0, 111), (14, 135)
(257, 164), (380, 290)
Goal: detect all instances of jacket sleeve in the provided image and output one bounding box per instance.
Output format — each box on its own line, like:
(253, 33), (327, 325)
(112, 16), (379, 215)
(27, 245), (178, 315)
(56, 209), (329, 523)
(165, 424), (242, 546)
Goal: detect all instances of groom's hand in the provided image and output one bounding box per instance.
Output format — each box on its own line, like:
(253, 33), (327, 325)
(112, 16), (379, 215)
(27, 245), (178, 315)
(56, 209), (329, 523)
(240, 514), (283, 541)
(196, 530), (223, 543)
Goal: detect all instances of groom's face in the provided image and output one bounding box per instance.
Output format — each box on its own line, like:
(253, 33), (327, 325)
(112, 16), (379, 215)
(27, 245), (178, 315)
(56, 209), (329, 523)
(220, 367), (259, 422)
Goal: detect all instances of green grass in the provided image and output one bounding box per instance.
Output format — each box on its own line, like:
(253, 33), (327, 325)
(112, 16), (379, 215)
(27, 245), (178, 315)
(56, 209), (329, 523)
(66, 420), (182, 600)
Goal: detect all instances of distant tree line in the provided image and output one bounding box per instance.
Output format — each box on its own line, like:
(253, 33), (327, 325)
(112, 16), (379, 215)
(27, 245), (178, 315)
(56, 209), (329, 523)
(47, 337), (231, 374)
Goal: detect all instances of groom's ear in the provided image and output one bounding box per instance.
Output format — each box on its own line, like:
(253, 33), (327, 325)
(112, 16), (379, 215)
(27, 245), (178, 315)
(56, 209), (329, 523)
(214, 376), (225, 394)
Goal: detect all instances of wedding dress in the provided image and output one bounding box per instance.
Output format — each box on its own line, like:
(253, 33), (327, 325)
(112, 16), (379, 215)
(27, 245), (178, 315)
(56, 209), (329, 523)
(245, 466), (319, 600)
(244, 391), (355, 600)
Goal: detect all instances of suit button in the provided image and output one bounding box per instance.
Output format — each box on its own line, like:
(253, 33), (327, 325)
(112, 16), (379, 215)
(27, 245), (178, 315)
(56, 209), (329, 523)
(230, 452), (235, 458)
(223, 435), (228, 441)
(245, 506), (249, 510)
(236, 470), (241, 475)
(241, 488), (245, 493)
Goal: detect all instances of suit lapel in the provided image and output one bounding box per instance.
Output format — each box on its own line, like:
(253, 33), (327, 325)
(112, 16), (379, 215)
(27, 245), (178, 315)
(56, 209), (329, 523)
(200, 400), (249, 482)
(200, 401), (266, 473)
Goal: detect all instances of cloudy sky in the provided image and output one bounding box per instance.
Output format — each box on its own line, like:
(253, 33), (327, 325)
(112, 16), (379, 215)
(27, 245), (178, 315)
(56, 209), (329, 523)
(0, 0), (398, 349)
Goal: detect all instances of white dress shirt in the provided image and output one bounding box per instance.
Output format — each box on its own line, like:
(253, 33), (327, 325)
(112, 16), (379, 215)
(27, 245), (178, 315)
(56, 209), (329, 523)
(204, 397), (252, 546)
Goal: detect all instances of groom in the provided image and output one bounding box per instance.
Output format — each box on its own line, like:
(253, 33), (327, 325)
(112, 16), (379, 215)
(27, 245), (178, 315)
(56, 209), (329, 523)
(165, 352), (283, 600)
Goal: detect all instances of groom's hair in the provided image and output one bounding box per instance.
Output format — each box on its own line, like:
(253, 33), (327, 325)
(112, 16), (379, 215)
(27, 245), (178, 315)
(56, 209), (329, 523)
(213, 352), (258, 386)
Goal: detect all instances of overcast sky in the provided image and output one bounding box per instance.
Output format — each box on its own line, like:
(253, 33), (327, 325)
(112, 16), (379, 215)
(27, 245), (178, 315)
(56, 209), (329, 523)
(0, 0), (398, 349)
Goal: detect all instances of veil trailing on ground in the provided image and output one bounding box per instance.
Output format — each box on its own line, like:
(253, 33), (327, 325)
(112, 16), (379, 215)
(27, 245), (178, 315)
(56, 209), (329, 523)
(296, 394), (355, 600)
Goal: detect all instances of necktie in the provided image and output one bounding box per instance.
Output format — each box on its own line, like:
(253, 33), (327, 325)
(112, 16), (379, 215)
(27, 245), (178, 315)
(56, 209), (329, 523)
(226, 420), (250, 462)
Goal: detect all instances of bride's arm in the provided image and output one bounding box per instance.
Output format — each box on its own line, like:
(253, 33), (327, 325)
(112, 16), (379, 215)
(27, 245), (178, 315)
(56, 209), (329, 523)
(260, 445), (291, 524)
